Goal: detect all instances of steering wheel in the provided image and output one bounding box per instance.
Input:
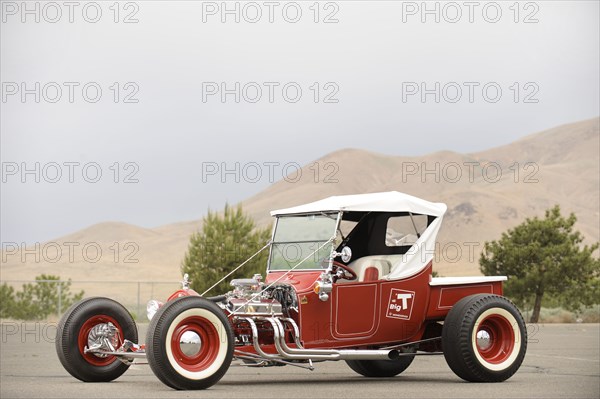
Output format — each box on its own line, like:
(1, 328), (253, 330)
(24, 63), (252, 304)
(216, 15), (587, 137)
(330, 260), (357, 281)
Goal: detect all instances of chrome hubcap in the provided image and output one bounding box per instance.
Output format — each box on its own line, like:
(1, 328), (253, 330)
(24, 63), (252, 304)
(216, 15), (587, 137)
(179, 331), (202, 357)
(476, 329), (492, 351)
(87, 322), (119, 357)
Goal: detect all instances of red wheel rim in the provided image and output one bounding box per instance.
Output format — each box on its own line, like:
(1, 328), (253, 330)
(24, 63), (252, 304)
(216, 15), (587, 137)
(475, 314), (515, 364)
(170, 316), (220, 372)
(77, 315), (123, 366)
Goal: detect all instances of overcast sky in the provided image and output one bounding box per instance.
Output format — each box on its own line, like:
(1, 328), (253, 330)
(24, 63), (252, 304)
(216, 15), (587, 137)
(1, 0), (599, 244)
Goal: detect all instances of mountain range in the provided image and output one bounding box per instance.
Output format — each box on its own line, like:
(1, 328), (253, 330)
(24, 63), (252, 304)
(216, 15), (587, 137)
(2, 118), (598, 299)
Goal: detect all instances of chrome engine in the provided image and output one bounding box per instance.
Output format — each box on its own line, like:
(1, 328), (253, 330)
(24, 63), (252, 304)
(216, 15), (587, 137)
(224, 275), (297, 317)
(226, 277), (282, 315)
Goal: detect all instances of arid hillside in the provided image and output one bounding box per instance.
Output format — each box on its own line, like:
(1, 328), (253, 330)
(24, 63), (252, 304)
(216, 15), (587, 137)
(2, 118), (598, 290)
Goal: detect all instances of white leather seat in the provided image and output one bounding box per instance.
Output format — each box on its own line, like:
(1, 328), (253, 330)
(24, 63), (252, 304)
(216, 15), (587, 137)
(347, 256), (393, 282)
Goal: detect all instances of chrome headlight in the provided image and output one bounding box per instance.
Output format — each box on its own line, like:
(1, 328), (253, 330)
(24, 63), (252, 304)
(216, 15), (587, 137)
(146, 299), (163, 321)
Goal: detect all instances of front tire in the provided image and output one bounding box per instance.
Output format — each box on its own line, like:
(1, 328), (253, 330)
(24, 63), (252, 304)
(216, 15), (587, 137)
(442, 294), (527, 382)
(145, 296), (234, 390)
(55, 297), (138, 382)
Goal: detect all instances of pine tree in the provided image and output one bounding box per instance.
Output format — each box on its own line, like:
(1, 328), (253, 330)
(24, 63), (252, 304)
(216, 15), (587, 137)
(181, 204), (271, 295)
(480, 205), (599, 322)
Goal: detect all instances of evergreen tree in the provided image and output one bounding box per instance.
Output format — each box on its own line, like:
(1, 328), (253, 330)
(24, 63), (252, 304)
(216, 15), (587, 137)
(480, 205), (599, 322)
(181, 204), (271, 295)
(0, 283), (15, 318)
(1, 275), (84, 320)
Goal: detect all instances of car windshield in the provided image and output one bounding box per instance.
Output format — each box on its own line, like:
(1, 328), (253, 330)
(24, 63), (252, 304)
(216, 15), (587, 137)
(268, 214), (338, 271)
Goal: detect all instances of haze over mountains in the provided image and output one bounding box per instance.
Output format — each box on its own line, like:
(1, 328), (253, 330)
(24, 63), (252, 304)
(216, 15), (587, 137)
(2, 118), (599, 286)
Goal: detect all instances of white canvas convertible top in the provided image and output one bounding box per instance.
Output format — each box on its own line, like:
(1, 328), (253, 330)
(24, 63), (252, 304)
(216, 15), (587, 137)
(271, 192), (448, 281)
(270, 191), (447, 217)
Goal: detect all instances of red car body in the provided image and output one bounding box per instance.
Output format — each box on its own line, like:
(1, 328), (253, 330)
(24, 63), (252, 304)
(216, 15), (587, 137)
(56, 192), (526, 390)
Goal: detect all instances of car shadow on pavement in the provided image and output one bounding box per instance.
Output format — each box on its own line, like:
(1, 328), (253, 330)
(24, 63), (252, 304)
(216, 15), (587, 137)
(217, 375), (466, 387)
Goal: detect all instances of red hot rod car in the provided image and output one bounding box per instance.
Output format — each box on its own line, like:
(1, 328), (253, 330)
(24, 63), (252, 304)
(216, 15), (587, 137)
(56, 191), (527, 390)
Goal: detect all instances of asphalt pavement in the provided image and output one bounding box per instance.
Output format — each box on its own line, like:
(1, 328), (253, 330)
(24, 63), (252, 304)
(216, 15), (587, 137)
(1, 323), (598, 399)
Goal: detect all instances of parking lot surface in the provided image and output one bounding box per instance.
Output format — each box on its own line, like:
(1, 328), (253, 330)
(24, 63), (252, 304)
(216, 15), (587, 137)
(1, 323), (598, 399)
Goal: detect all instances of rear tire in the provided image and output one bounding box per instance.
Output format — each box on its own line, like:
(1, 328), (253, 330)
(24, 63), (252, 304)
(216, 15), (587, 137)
(146, 296), (234, 390)
(346, 348), (416, 377)
(55, 297), (138, 382)
(442, 294), (527, 382)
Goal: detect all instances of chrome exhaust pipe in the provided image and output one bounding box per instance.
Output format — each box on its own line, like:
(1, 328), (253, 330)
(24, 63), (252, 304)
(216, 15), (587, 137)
(240, 317), (283, 361)
(336, 349), (399, 360)
(260, 317), (400, 361)
(266, 317), (340, 360)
